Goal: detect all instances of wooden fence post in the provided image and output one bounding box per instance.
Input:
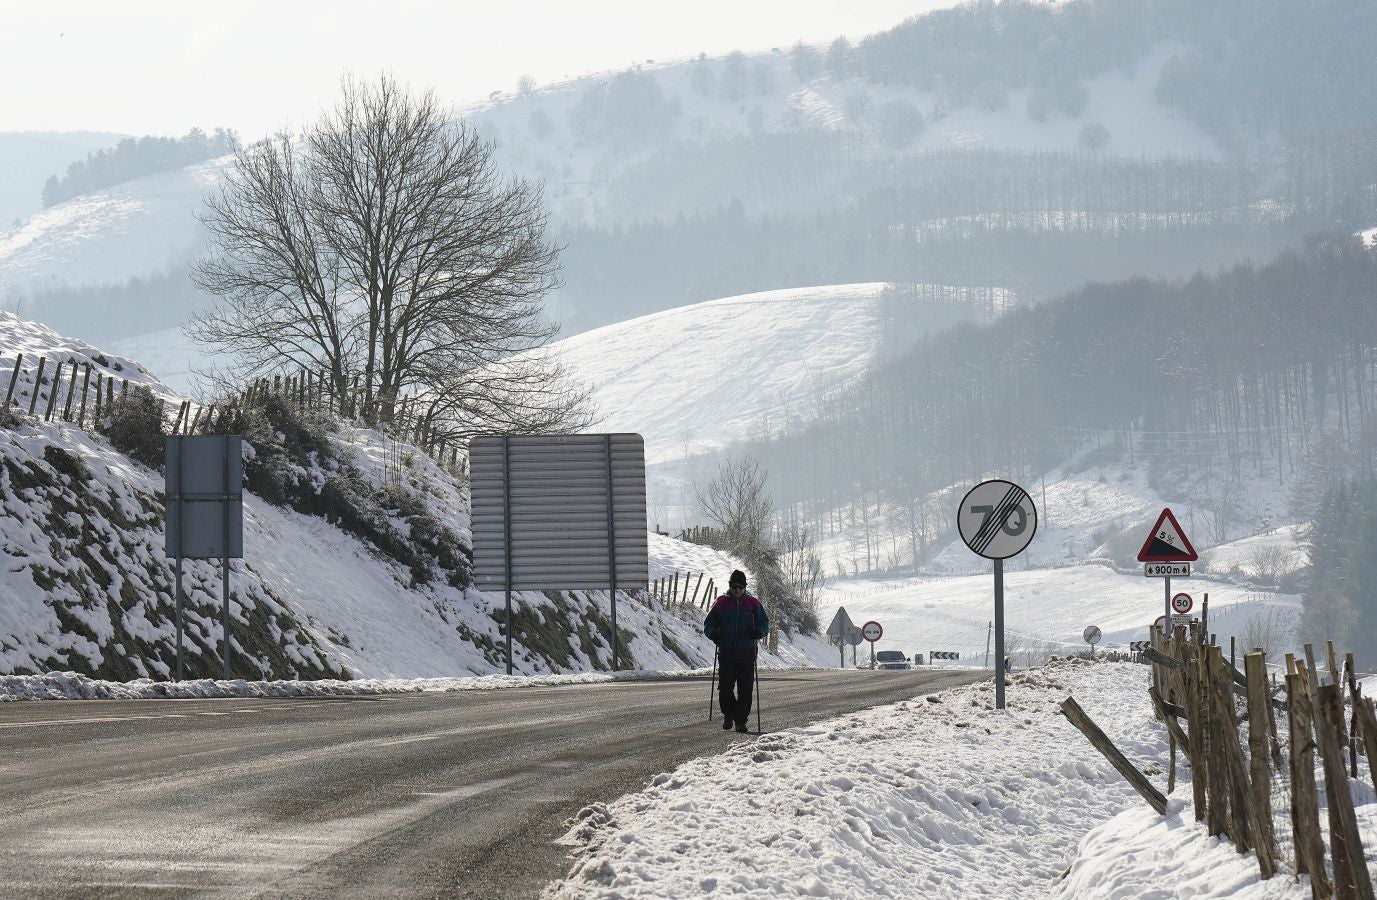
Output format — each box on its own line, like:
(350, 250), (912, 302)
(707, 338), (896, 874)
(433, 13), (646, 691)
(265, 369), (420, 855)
(1211, 645), (1253, 852)
(27, 357), (46, 415)
(1205, 645), (1230, 838)
(1186, 642), (1209, 822)
(62, 361), (78, 421)
(1356, 699), (1377, 798)
(43, 361), (62, 420)
(92, 373), (102, 423)
(1315, 683), (1374, 900)
(1288, 670), (1331, 894)
(1245, 652), (1278, 879)
(5, 352), (21, 407)
(77, 363), (91, 426)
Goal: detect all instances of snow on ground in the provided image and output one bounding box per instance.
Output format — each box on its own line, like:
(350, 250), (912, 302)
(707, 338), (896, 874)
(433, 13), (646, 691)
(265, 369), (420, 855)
(550, 283), (889, 466)
(550, 658), (1322, 898)
(0, 669), (698, 702)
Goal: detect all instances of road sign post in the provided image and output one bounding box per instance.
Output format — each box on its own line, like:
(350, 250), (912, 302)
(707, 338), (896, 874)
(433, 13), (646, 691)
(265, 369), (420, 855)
(469, 434), (649, 674)
(958, 479), (1037, 710)
(1083, 624), (1101, 659)
(1137, 508), (1198, 636)
(826, 608), (856, 669)
(862, 621), (882, 668)
(165, 435), (244, 682)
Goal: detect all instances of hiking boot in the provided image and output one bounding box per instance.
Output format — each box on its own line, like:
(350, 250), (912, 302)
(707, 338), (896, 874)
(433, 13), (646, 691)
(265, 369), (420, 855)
(722, 717), (734, 730)
(735, 722), (749, 733)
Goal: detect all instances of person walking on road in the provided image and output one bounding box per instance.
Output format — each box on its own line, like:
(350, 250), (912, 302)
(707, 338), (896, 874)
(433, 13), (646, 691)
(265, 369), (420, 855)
(704, 569), (769, 733)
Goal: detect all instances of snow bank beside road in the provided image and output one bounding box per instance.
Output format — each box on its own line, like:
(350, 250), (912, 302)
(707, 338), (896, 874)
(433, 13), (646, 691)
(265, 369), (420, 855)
(0, 669), (714, 702)
(550, 660), (1303, 898)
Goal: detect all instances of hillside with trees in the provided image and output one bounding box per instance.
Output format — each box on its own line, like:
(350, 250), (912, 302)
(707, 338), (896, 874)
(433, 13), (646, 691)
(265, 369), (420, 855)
(40, 127), (236, 207)
(735, 236), (1377, 574)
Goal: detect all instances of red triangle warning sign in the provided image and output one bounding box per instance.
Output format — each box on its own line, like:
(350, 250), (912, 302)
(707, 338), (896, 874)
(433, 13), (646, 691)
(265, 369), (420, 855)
(1137, 508), (1198, 562)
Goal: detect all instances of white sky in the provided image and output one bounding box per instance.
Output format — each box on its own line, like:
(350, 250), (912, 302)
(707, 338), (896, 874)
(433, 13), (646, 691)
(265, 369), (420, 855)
(1, 0), (960, 139)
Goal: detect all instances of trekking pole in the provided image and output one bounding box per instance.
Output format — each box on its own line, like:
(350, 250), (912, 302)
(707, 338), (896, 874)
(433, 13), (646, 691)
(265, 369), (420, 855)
(708, 646), (717, 721)
(754, 648), (762, 734)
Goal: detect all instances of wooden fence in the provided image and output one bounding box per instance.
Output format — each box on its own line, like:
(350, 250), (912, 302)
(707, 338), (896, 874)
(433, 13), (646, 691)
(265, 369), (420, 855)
(650, 570), (716, 612)
(1063, 624), (1375, 898)
(6, 354), (463, 472)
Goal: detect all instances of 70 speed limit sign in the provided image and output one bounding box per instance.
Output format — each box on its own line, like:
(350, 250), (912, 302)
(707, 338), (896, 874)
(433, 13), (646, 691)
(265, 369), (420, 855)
(958, 480), (1038, 560)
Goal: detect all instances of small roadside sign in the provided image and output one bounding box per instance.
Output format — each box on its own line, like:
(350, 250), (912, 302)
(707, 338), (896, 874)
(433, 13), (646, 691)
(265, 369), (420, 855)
(862, 621), (883, 642)
(1155, 614), (1196, 631)
(1171, 592), (1194, 614)
(1083, 625), (1102, 645)
(826, 607), (854, 640)
(1145, 562), (1190, 577)
(1137, 508), (1198, 563)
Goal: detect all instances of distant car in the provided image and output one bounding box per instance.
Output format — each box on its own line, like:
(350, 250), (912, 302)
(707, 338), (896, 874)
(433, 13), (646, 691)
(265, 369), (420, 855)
(875, 650), (911, 670)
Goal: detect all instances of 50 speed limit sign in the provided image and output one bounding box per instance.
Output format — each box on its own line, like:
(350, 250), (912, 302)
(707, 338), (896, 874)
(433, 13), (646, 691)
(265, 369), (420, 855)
(958, 479), (1038, 560)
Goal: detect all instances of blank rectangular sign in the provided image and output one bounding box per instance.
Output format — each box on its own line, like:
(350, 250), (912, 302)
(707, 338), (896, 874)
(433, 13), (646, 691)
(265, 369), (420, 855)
(165, 435), (244, 559)
(470, 434), (648, 591)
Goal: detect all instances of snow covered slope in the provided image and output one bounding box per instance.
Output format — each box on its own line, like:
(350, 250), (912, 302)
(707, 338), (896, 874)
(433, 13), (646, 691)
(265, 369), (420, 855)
(0, 312), (834, 680)
(556, 283), (886, 465)
(0, 157), (227, 295)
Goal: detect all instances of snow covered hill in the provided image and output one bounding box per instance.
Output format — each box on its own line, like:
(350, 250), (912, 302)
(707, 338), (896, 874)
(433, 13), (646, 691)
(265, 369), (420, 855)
(0, 311), (834, 680)
(0, 156), (227, 295)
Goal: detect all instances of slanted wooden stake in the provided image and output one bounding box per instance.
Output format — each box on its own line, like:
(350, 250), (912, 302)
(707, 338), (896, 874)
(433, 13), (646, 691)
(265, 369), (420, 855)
(5, 352), (22, 407)
(1245, 652), (1277, 879)
(28, 357), (47, 415)
(76, 363), (91, 426)
(62, 361), (79, 421)
(1060, 696), (1167, 815)
(1355, 699), (1377, 799)
(1287, 669), (1329, 892)
(1315, 683), (1374, 900)
(43, 361), (62, 420)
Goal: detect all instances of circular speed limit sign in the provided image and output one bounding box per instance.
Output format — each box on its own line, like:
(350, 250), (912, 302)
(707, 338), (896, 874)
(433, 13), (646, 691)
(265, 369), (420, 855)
(1083, 625), (1102, 645)
(1171, 592), (1193, 614)
(861, 621), (883, 643)
(958, 480), (1038, 560)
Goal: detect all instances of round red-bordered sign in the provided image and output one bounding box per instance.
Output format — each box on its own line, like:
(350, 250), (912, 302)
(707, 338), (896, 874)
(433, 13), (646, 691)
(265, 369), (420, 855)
(861, 621), (883, 642)
(1171, 592), (1193, 615)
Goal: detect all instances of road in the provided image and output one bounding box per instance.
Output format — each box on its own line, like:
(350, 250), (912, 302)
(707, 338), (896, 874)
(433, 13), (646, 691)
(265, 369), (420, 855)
(0, 668), (984, 898)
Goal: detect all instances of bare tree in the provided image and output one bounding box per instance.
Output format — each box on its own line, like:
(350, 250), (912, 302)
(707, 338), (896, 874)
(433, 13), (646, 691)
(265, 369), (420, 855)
(191, 74), (588, 436)
(776, 515), (825, 620)
(695, 456), (774, 549)
(1249, 544), (1299, 586)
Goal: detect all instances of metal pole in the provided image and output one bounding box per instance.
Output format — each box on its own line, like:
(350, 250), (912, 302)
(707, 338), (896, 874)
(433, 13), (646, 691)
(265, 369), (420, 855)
(838, 636), (844, 669)
(994, 558), (1006, 710)
(985, 620), (992, 668)
(754, 651), (761, 734)
(175, 554), (184, 682)
(1164, 574), (1171, 636)
(603, 434), (618, 671)
(502, 435), (513, 676)
(173, 436), (184, 682)
(709, 647), (718, 719)
(222, 434), (231, 680)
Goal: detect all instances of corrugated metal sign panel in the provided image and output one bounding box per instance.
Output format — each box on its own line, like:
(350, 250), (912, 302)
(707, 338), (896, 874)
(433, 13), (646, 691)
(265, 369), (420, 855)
(469, 433), (649, 591)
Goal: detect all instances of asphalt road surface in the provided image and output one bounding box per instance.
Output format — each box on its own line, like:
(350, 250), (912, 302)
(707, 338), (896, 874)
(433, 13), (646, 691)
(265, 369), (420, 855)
(0, 668), (984, 898)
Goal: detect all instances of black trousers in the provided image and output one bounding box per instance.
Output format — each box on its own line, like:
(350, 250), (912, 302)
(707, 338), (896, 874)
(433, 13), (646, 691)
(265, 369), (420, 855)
(718, 650), (756, 723)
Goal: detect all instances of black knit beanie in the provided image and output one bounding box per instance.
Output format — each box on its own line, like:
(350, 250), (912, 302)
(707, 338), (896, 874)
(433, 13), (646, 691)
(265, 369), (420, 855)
(729, 570), (747, 587)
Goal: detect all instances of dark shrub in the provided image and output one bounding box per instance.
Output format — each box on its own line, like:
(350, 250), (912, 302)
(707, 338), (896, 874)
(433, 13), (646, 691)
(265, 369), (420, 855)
(101, 385), (165, 468)
(43, 445), (89, 481)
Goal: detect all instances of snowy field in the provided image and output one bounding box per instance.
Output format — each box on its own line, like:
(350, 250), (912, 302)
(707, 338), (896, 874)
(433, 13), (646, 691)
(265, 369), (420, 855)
(549, 658), (1337, 898)
(821, 565), (1301, 669)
